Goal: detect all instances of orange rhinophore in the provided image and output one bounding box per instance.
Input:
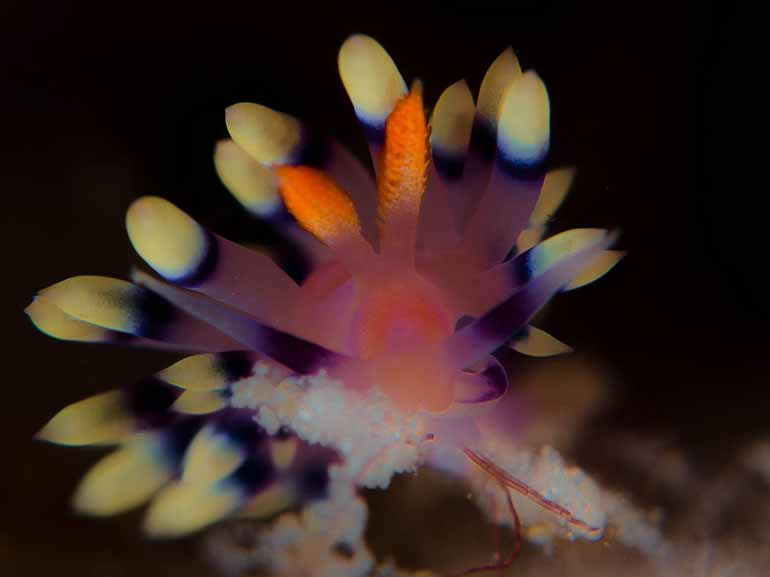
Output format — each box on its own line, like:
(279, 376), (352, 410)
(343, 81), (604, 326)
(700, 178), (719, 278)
(378, 82), (430, 261)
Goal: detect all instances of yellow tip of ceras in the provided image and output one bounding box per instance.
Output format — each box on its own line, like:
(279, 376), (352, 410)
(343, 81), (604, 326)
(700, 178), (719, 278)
(338, 34), (407, 127)
(224, 103), (302, 165)
(34, 391), (131, 446)
(214, 139), (282, 218)
(430, 79), (474, 158)
(496, 71), (550, 167)
(25, 296), (111, 342)
(38, 276), (144, 335)
(477, 46), (522, 128)
(142, 482), (241, 538)
(126, 196), (209, 283)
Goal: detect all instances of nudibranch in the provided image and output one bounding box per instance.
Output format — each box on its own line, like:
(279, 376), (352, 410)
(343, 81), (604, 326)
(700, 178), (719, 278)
(27, 33), (623, 562)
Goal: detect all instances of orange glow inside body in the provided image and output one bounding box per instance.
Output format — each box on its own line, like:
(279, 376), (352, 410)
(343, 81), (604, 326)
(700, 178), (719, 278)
(348, 273), (455, 412)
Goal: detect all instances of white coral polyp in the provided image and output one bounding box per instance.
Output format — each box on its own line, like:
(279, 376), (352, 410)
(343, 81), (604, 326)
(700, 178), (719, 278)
(230, 363), (432, 489)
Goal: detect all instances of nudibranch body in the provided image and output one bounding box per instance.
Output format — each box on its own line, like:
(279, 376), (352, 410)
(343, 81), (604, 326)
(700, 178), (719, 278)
(27, 33), (623, 552)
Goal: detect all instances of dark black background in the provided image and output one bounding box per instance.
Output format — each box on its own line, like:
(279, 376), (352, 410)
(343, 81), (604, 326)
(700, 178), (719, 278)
(1, 1), (755, 575)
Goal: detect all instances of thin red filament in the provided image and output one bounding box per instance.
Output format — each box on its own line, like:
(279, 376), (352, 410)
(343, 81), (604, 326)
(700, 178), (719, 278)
(463, 448), (601, 537)
(445, 480), (522, 577)
(444, 447), (603, 577)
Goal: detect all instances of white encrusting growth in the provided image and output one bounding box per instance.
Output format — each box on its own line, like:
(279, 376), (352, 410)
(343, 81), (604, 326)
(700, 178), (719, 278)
(601, 493), (668, 557)
(465, 437), (666, 555)
(229, 361), (663, 555)
(230, 362), (431, 489)
(468, 443), (605, 542)
(254, 476), (373, 577)
(206, 474), (374, 577)
(226, 362), (668, 576)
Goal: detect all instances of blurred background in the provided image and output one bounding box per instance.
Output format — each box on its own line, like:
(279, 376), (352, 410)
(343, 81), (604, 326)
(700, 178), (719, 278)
(2, 1), (755, 575)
